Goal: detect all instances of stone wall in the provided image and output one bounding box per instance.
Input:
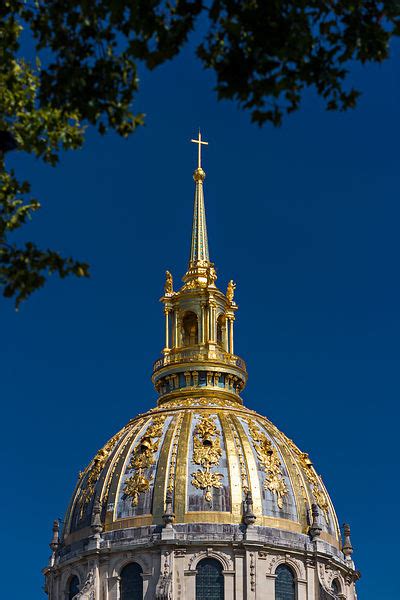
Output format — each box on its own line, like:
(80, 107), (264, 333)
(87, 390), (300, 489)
(44, 524), (358, 599)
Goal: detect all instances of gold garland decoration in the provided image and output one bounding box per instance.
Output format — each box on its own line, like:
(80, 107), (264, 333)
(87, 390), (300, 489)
(77, 429), (125, 519)
(123, 416), (166, 506)
(281, 434), (329, 517)
(191, 414), (223, 502)
(246, 419), (288, 509)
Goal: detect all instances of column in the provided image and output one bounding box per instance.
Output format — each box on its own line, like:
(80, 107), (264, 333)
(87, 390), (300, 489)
(174, 310), (180, 348)
(229, 317), (235, 354)
(224, 570), (235, 598)
(209, 304), (216, 342)
(142, 570), (153, 597)
(107, 575), (120, 600)
(223, 317), (228, 352)
(213, 306), (217, 342)
(201, 304), (206, 344)
(306, 561), (317, 600)
(184, 570), (196, 598)
(234, 550), (245, 599)
(164, 308), (170, 352)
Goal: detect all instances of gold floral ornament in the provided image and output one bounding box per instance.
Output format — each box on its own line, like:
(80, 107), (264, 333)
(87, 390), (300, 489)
(247, 420), (288, 509)
(191, 414), (223, 502)
(281, 433), (329, 517)
(298, 451), (329, 517)
(78, 430), (124, 519)
(123, 416), (166, 507)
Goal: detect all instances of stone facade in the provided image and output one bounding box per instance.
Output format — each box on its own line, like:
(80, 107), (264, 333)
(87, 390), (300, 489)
(44, 524), (358, 599)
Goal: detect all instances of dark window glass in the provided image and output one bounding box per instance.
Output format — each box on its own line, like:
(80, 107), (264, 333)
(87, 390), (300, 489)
(331, 579), (341, 595)
(276, 564), (295, 600)
(68, 575), (79, 600)
(182, 312), (198, 346)
(196, 558), (224, 600)
(120, 562), (143, 600)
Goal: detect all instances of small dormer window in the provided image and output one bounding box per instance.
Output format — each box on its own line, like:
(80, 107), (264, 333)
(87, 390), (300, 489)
(68, 575), (79, 600)
(331, 579), (341, 596)
(182, 311), (198, 346)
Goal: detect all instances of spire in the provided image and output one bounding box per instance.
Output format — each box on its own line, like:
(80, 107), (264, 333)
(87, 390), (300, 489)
(48, 519), (59, 567)
(342, 523), (354, 561)
(189, 131), (210, 266)
(309, 503), (322, 542)
(153, 131), (247, 405)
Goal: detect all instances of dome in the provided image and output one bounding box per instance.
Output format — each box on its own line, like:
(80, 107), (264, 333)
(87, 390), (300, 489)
(63, 396), (339, 548)
(46, 134), (359, 600)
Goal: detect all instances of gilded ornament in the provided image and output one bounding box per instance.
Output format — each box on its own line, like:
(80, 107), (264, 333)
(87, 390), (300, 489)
(192, 470), (223, 502)
(191, 414), (224, 502)
(207, 264), (217, 286)
(155, 397), (236, 412)
(164, 271), (174, 295)
(123, 472), (151, 506)
(246, 419), (288, 509)
(78, 429), (124, 519)
(193, 433), (222, 466)
(228, 415), (249, 494)
(123, 416), (166, 507)
(282, 434), (329, 517)
(167, 412), (184, 492)
(226, 279), (236, 303)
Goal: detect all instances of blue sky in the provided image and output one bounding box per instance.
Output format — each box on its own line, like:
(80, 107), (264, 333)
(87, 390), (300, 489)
(2, 28), (400, 599)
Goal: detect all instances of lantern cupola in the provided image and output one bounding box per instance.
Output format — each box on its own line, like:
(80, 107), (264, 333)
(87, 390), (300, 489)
(152, 132), (247, 404)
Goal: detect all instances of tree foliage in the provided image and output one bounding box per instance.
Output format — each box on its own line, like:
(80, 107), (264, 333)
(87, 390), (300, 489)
(1, 1), (399, 307)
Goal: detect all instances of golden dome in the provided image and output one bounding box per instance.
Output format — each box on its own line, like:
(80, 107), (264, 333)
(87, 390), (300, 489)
(62, 134), (340, 554)
(63, 395), (339, 549)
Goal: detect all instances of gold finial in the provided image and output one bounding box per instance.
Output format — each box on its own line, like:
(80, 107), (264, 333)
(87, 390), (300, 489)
(191, 130), (208, 169)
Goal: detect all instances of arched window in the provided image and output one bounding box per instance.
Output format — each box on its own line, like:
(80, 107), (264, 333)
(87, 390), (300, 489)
(196, 558), (224, 600)
(331, 579), (341, 596)
(275, 564), (296, 600)
(216, 315), (225, 348)
(68, 575), (79, 600)
(120, 563), (143, 600)
(182, 311), (198, 346)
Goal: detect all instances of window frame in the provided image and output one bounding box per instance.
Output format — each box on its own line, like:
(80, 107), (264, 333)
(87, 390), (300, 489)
(195, 557), (225, 600)
(275, 563), (297, 600)
(119, 561), (144, 600)
(67, 574), (80, 600)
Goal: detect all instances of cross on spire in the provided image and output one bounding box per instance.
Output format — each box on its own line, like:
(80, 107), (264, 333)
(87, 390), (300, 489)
(191, 130), (208, 169)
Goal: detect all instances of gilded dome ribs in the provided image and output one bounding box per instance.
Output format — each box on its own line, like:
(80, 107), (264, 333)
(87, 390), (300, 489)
(76, 428), (126, 521)
(65, 405), (340, 542)
(227, 415), (249, 495)
(167, 412), (184, 493)
(219, 412), (243, 518)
